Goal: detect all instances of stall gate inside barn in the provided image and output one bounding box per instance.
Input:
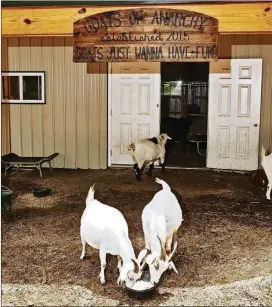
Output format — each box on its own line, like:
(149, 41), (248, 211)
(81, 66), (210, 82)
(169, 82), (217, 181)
(161, 82), (208, 156)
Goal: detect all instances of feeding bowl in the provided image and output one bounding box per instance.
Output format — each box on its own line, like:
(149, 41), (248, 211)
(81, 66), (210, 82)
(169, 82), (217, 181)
(32, 187), (52, 197)
(124, 269), (160, 300)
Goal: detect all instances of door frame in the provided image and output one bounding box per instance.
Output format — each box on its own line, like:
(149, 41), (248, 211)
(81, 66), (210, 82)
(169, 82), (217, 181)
(107, 61), (210, 168)
(107, 62), (161, 167)
(107, 62), (112, 167)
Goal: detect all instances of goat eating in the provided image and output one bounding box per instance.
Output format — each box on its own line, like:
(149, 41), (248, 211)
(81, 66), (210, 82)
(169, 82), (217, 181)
(128, 133), (172, 181)
(80, 184), (141, 287)
(137, 178), (183, 285)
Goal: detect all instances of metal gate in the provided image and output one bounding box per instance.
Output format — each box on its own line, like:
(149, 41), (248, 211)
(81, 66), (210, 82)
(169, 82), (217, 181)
(161, 81), (208, 118)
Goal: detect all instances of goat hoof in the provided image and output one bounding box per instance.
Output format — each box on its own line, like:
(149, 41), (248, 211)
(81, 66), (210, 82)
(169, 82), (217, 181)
(80, 255), (85, 260)
(161, 166), (166, 173)
(98, 275), (105, 285)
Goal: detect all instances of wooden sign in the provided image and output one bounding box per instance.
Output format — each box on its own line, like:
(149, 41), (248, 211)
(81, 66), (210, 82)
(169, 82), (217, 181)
(73, 8), (218, 62)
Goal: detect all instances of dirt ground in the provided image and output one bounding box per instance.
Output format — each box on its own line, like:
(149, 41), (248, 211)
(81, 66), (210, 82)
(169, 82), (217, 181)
(1, 167), (272, 306)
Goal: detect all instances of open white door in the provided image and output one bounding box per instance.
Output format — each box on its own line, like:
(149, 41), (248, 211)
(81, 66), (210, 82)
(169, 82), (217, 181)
(109, 62), (161, 165)
(207, 59), (262, 171)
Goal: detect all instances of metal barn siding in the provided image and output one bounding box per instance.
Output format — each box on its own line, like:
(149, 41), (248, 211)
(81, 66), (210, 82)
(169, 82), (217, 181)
(6, 37), (107, 169)
(1, 37), (11, 155)
(218, 34), (272, 160)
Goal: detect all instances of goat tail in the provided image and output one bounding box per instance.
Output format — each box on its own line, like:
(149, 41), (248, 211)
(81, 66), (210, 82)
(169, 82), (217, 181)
(155, 178), (171, 192)
(86, 184), (95, 203)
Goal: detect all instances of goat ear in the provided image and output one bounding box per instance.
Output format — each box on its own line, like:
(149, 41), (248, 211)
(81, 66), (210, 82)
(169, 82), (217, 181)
(167, 135), (172, 140)
(152, 258), (159, 270)
(131, 259), (139, 274)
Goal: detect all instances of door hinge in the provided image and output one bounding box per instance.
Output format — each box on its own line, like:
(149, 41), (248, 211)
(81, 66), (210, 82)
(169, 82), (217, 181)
(111, 109), (112, 116)
(110, 150), (112, 156)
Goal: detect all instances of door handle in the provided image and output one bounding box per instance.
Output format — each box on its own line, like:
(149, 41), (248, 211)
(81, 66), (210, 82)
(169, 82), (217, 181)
(254, 124), (258, 127)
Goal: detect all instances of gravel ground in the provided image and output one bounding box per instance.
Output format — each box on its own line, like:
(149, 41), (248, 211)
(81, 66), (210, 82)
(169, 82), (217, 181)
(159, 275), (272, 306)
(2, 276), (272, 306)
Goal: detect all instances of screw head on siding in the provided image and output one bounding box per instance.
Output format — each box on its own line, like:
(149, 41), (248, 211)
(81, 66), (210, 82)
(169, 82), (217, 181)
(78, 8), (86, 14)
(23, 18), (31, 24)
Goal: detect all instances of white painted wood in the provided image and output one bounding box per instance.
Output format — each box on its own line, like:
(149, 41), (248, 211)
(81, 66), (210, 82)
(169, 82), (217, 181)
(107, 63), (112, 167)
(109, 64), (160, 165)
(2, 72), (45, 103)
(207, 59), (263, 171)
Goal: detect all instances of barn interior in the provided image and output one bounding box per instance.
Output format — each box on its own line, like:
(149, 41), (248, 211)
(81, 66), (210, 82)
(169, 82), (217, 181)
(160, 62), (209, 167)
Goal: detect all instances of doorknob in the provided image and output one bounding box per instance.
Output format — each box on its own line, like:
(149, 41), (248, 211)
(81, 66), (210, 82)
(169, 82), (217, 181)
(254, 124), (258, 127)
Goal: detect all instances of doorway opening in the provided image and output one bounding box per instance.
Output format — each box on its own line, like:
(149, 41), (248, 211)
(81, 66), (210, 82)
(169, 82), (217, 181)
(160, 62), (209, 167)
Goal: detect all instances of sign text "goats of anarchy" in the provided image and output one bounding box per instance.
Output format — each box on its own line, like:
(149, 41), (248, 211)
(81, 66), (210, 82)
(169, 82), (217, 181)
(73, 8), (218, 62)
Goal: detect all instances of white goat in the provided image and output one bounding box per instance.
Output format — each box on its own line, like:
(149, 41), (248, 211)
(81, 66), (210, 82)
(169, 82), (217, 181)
(80, 184), (141, 287)
(137, 178), (183, 284)
(128, 133), (172, 181)
(261, 146), (272, 200)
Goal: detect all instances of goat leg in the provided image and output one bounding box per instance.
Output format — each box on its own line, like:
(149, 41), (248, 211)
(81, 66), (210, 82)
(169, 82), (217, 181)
(134, 163), (142, 181)
(266, 183), (271, 200)
(160, 162), (166, 173)
(160, 156), (166, 173)
(80, 238), (86, 260)
(147, 162), (154, 176)
(117, 255), (122, 273)
(98, 250), (106, 285)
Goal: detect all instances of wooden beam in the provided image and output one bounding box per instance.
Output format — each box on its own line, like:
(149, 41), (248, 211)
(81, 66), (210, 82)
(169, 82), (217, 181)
(2, 2), (272, 36)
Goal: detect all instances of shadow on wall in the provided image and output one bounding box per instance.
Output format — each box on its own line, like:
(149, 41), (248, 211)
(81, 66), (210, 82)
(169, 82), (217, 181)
(161, 62), (209, 82)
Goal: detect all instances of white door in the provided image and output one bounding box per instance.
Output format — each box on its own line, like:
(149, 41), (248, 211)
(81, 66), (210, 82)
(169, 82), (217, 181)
(109, 62), (161, 165)
(207, 59), (263, 171)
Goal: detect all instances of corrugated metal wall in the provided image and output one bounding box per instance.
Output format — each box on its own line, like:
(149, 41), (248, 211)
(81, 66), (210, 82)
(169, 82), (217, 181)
(1, 38), (11, 154)
(219, 34), (272, 156)
(2, 34), (272, 169)
(5, 37), (107, 169)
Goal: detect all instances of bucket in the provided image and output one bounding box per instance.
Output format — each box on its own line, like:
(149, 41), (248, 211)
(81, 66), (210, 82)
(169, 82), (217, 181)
(1, 185), (13, 212)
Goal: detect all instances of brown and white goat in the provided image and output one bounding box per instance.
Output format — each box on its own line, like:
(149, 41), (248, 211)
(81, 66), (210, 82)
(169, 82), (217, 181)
(128, 133), (172, 180)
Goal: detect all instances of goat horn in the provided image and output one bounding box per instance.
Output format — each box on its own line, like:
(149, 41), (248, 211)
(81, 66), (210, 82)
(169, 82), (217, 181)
(169, 232), (178, 262)
(139, 248), (151, 270)
(131, 259), (139, 274)
(157, 236), (166, 261)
